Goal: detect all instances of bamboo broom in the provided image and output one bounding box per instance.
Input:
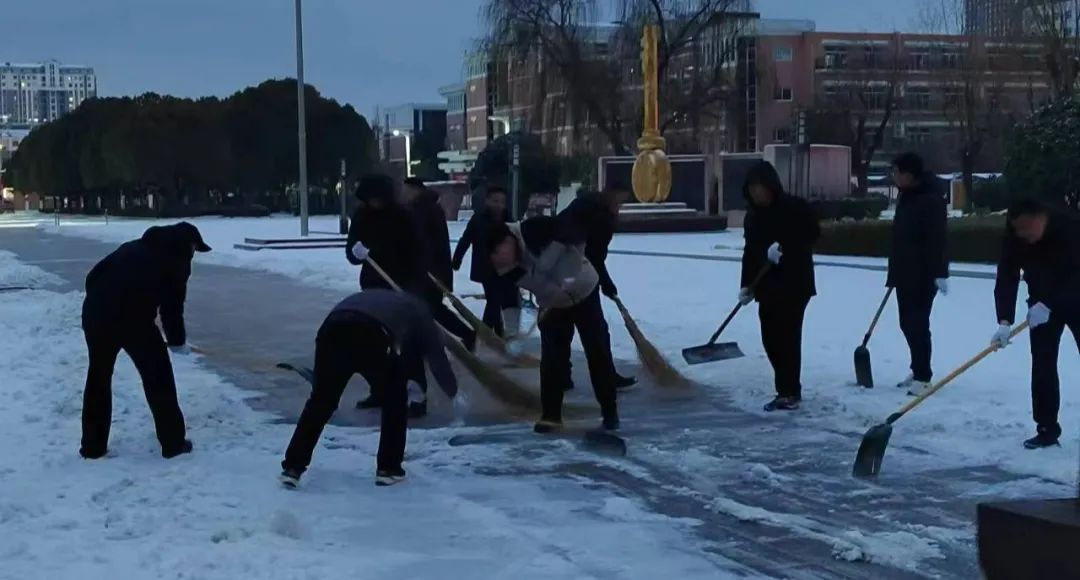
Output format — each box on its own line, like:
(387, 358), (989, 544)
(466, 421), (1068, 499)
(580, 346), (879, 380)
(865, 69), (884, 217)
(612, 296), (689, 387)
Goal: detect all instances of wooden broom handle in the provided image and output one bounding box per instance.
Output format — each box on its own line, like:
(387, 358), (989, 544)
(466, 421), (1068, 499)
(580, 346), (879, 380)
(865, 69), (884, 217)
(889, 321), (1030, 423)
(366, 258), (404, 292)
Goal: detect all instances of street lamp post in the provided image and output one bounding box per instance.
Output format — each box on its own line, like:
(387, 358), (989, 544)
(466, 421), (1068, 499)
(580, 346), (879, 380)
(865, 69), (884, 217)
(294, 0), (310, 237)
(392, 129), (416, 178)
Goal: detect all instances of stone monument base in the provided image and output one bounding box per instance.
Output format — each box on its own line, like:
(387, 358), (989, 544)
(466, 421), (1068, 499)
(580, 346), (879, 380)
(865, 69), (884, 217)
(616, 202), (727, 233)
(977, 498), (1080, 579)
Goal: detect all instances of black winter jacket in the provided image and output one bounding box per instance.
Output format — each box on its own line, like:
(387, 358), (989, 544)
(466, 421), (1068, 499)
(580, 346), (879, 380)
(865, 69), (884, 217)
(452, 207), (511, 283)
(560, 194), (618, 296)
(345, 202), (424, 293)
(741, 193), (820, 303)
(887, 175), (949, 288)
(82, 224), (196, 345)
(410, 190), (453, 291)
(995, 212), (1080, 323)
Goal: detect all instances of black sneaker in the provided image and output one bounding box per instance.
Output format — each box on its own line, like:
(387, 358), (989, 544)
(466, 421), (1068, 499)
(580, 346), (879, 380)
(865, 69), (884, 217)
(533, 418), (563, 433)
(408, 400), (428, 419)
(614, 373), (638, 391)
(602, 412), (620, 431)
(279, 467), (302, 489)
(763, 397), (801, 412)
(356, 395), (382, 410)
(1023, 432), (1061, 450)
(375, 467), (407, 486)
(162, 439), (193, 459)
(79, 447), (108, 460)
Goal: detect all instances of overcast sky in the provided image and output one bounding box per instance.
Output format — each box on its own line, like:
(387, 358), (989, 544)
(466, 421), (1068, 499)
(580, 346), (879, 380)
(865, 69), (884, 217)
(5, 0), (921, 116)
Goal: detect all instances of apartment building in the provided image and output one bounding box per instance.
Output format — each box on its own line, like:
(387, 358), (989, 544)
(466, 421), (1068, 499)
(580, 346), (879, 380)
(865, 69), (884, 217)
(0, 60), (96, 126)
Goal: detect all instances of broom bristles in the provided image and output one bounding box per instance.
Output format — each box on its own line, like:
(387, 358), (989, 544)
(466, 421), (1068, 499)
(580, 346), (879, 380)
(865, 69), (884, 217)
(615, 300), (689, 387)
(443, 331), (538, 416)
(429, 274), (541, 368)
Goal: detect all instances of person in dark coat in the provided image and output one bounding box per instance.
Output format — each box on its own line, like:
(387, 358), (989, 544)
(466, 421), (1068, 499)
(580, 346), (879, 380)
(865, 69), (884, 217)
(739, 161), (820, 412)
(558, 186), (637, 390)
(991, 200), (1080, 449)
(486, 216), (621, 432)
(452, 186), (520, 337)
(886, 153), (950, 396)
(345, 173), (424, 294)
(280, 290), (461, 488)
(80, 222), (211, 459)
(400, 177), (476, 418)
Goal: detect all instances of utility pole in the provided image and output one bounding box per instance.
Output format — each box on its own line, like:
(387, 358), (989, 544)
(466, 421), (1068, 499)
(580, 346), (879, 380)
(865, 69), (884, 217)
(511, 137), (521, 219)
(339, 159), (349, 235)
(295, 0), (310, 237)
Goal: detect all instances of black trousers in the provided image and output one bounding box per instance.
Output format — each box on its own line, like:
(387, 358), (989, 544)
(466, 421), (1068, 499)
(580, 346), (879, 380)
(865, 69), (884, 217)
(81, 323), (187, 456)
(758, 297), (810, 399)
(1029, 313), (1080, 438)
(538, 288), (617, 421)
(481, 279), (519, 337)
(283, 315), (408, 474)
(896, 285), (938, 383)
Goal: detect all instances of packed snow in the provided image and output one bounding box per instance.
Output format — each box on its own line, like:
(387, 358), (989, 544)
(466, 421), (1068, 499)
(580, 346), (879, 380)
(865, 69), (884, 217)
(0, 253), (744, 579)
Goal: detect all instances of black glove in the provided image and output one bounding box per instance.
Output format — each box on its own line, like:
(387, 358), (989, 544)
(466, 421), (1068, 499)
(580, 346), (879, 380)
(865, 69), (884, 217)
(601, 281), (618, 299)
(451, 260), (462, 272)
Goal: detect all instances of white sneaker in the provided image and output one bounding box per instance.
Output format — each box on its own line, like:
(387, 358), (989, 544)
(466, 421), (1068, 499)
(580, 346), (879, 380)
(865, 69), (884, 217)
(896, 374), (915, 389)
(906, 381), (931, 397)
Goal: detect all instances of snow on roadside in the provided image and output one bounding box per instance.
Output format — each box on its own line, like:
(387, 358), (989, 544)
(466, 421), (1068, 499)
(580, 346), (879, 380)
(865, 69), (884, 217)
(0, 249), (63, 289)
(0, 256), (743, 580)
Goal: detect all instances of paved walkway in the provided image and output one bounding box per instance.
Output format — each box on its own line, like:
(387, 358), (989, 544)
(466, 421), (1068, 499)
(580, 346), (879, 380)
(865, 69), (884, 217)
(2, 225), (1066, 579)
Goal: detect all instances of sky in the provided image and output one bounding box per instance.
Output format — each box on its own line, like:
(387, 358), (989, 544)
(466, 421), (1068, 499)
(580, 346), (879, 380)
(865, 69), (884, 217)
(4, 0), (921, 117)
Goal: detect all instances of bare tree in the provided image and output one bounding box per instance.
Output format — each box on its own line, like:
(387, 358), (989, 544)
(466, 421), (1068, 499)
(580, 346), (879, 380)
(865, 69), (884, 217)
(479, 0), (750, 156)
(1026, 0), (1080, 100)
(806, 41), (904, 194)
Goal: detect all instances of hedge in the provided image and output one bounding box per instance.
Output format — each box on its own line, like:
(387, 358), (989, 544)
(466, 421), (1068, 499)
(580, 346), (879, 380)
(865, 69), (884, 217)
(815, 215), (1006, 264)
(810, 195), (889, 221)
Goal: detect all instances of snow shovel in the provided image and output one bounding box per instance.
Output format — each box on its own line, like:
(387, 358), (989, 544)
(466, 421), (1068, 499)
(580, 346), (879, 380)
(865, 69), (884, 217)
(681, 265), (770, 366)
(854, 288), (893, 388)
(852, 321), (1030, 478)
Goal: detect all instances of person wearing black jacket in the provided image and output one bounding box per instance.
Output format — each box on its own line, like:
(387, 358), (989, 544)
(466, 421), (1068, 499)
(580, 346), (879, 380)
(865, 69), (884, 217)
(346, 173), (427, 412)
(991, 200), (1080, 449)
(80, 222), (210, 460)
(887, 153), (950, 396)
(345, 173), (424, 294)
(452, 186), (520, 337)
(280, 290), (462, 488)
(559, 186), (637, 389)
(400, 177), (476, 418)
(739, 161), (820, 412)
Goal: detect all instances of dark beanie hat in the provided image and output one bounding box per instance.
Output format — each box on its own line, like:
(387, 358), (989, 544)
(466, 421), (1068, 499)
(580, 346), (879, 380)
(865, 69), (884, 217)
(892, 152), (924, 177)
(354, 173), (395, 202)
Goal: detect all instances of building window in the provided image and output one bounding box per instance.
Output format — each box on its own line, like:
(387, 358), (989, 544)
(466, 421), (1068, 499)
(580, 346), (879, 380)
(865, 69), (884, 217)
(940, 48), (962, 69)
(774, 86), (793, 101)
(824, 45), (847, 69)
(774, 46), (793, 62)
(773, 127), (792, 142)
(863, 45), (885, 68)
(908, 86), (931, 110)
(911, 49), (930, 70)
(865, 87), (888, 110)
(943, 86), (964, 109)
(908, 126), (931, 144)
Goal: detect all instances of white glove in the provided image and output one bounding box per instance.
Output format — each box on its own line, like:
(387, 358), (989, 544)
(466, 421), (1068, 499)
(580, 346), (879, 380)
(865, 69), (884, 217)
(991, 324), (1012, 349)
(452, 391), (471, 426)
(738, 288), (753, 306)
(767, 242), (783, 265)
(169, 344), (191, 356)
(1027, 302), (1051, 328)
(406, 380), (426, 404)
(351, 243), (370, 262)
(935, 278), (949, 296)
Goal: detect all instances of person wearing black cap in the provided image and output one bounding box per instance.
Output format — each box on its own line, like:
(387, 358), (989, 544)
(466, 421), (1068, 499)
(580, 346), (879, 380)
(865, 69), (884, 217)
(452, 186), (520, 337)
(79, 221), (211, 460)
(345, 173), (424, 294)
(739, 161), (820, 412)
(992, 199), (1080, 449)
(887, 153), (950, 397)
(280, 289), (462, 488)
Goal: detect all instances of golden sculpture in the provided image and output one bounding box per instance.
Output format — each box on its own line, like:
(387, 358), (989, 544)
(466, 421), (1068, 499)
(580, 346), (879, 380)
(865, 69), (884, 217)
(631, 24), (672, 204)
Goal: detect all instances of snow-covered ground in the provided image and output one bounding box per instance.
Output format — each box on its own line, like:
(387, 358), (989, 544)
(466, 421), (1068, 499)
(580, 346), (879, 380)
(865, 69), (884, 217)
(28, 212), (1080, 486)
(0, 249), (743, 579)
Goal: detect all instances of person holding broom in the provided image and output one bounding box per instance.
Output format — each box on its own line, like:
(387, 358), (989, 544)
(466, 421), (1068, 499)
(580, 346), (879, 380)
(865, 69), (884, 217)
(887, 153), (950, 397)
(279, 289), (462, 488)
(559, 185), (638, 391)
(452, 186), (522, 338)
(992, 199), (1080, 449)
(486, 215), (621, 432)
(739, 161), (820, 412)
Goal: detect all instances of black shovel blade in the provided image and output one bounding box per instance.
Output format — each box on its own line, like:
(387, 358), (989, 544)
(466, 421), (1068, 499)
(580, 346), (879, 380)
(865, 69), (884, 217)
(276, 362), (316, 386)
(852, 423), (893, 478)
(854, 346), (874, 388)
(583, 430), (627, 457)
(681, 342), (744, 365)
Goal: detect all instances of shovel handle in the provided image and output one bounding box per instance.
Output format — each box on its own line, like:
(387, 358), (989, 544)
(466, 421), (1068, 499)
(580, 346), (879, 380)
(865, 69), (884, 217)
(861, 288), (894, 347)
(708, 265), (771, 346)
(888, 321), (1030, 424)
(366, 257), (404, 293)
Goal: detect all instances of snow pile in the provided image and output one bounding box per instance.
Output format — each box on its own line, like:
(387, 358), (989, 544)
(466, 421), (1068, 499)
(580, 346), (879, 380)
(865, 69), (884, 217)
(0, 249), (63, 289)
(0, 256), (739, 579)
